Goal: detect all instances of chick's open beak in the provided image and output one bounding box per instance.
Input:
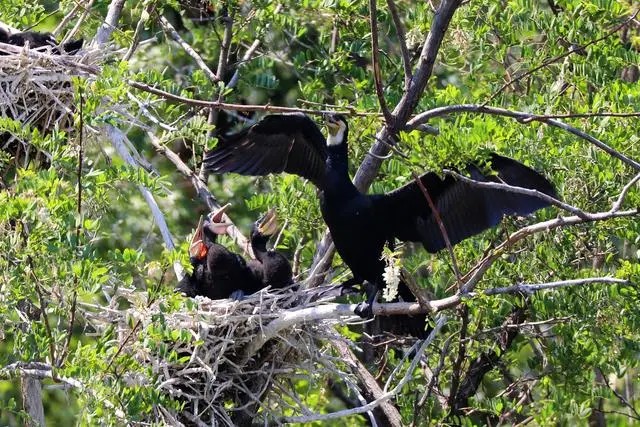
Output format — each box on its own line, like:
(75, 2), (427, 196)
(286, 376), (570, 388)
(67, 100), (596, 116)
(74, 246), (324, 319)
(189, 216), (208, 260)
(207, 203), (233, 235)
(257, 208), (279, 236)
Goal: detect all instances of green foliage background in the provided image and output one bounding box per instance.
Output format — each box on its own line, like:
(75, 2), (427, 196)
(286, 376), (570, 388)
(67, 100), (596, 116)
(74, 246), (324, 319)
(0, 0), (639, 425)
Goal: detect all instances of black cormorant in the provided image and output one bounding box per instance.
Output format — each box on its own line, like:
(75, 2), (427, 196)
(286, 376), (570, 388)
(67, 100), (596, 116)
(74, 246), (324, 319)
(0, 29), (83, 55)
(202, 114), (558, 324)
(247, 208), (294, 290)
(177, 204), (263, 300)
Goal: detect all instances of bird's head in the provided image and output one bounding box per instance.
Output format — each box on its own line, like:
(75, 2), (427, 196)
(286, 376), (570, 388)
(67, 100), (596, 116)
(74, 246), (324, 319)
(323, 113), (348, 146)
(188, 203), (232, 262)
(251, 208), (279, 241)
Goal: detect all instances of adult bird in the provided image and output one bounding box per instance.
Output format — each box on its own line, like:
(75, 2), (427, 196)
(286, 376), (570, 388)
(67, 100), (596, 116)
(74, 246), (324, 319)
(202, 113), (558, 321)
(177, 204), (263, 300)
(247, 208), (294, 291)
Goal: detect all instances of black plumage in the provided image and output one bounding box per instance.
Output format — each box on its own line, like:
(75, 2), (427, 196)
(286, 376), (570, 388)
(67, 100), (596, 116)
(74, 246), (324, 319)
(177, 205), (263, 300)
(247, 209), (294, 290)
(203, 113), (558, 329)
(0, 29), (83, 55)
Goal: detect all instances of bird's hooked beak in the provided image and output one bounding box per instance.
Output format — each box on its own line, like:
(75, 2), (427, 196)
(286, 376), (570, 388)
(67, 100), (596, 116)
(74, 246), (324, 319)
(257, 208), (279, 236)
(323, 113), (340, 136)
(189, 216), (208, 261)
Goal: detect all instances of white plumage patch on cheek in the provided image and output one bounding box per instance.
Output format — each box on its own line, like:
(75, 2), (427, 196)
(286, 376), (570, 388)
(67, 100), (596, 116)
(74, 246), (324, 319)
(326, 126), (345, 146)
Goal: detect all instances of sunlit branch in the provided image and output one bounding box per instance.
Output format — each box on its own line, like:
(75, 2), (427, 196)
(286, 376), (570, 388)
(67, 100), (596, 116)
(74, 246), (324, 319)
(281, 315), (447, 423)
(158, 16), (220, 84)
(145, 131), (254, 258)
(407, 104), (640, 171)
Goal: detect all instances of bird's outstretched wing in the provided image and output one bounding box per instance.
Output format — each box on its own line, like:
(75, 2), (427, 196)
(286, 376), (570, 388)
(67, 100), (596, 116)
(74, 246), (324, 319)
(375, 153), (558, 252)
(202, 113), (328, 188)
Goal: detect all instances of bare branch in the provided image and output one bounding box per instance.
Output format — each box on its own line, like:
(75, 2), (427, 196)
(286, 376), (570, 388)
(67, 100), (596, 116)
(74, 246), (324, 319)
(21, 376), (45, 426)
(520, 111), (640, 121)
(158, 16), (220, 84)
(1, 362), (127, 422)
(461, 209), (638, 293)
(61, 0), (96, 45)
(92, 0), (126, 47)
(227, 39), (261, 89)
(354, 0), (464, 190)
(597, 367), (640, 421)
(281, 316), (447, 423)
(386, 0), (412, 90)
(369, 0), (393, 124)
(482, 277), (629, 296)
(145, 131), (254, 258)
(332, 339), (403, 426)
(407, 104), (640, 172)
(442, 169), (589, 218)
(103, 125), (185, 279)
(128, 80), (377, 116)
(124, 3), (154, 61)
(612, 172), (640, 212)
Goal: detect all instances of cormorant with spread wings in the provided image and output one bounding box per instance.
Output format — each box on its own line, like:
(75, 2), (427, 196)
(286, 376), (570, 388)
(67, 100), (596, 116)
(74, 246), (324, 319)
(203, 113), (557, 326)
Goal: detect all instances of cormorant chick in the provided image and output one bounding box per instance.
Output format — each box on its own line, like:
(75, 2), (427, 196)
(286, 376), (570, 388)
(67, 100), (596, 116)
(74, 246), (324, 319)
(177, 204), (262, 300)
(247, 209), (293, 290)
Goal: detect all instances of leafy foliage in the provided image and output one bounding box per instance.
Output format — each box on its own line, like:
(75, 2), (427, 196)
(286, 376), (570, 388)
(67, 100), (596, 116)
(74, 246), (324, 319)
(1, 0), (639, 425)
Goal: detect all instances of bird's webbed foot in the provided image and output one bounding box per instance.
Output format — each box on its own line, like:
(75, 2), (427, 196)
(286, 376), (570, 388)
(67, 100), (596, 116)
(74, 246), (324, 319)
(354, 301), (374, 319)
(229, 290), (246, 301)
(354, 282), (378, 319)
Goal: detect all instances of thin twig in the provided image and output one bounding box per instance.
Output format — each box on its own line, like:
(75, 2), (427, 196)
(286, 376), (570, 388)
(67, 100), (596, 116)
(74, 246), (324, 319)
(369, 0), (393, 124)
(448, 305), (469, 408)
(128, 80), (377, 116)
(407, 104), (640, 172)
(123, 3), (154, 61)
(158, 16), (220, 84)
(597, 367), (640, 420)
(58, 86), (84, 368)
(386, 0), (412, 90)
(484, 9), (640, 104)
(227, 39), (261, 89)
(62, 0), (96, 45)
(281, 316), (447, 423)
(442, 169), (587, 218)
(412, 171), (462, 283)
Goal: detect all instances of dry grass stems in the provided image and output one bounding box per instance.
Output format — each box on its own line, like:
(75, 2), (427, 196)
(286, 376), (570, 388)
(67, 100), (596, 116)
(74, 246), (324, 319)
(82, 285), (360, 425)
(0, 41), (99, 168)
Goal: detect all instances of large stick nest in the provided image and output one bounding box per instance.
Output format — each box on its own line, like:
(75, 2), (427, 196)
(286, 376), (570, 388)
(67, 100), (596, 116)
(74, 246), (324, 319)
(83, 286), (357, 425)
(0, 43), (100, 168)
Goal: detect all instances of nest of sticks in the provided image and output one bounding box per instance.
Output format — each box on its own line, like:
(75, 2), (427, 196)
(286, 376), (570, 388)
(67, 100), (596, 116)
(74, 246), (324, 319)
(0, 41), (100, 168)
(83, 285), (357, 425)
